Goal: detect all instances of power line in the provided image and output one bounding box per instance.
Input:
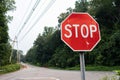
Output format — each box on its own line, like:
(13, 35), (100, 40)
(19, 0), (48, 35)
(20, 0), (56, 41)
(18, 1), (48, 50)
(16, 0), (41, 37)
(11, 0), (41, 55)
(15, 0), (32, 35)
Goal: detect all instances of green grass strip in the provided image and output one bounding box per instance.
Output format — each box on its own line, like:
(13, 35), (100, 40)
(66, 65), (120, 71)
(0, 64), (21, 74)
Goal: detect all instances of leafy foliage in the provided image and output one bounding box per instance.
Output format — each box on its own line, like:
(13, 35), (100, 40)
(0, 64), (20, 74)
(0, 0), (15, 66)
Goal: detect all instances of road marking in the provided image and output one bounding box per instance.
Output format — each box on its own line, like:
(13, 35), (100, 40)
(17, 77), (60, 80)
(50, 77), (60, 80)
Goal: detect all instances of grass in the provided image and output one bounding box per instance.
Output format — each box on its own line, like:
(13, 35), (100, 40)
(114, 70), (120, 76)
(65, 65), (120, 71)
(100, 76), (117, 80)
(0, 64), (21, 74)
(86, 66), (120, 71)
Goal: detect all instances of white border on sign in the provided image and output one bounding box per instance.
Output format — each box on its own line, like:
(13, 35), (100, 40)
(61, 12), (101, 52)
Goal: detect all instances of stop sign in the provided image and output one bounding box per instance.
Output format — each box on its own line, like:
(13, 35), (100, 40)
(61, 13), (101, 51)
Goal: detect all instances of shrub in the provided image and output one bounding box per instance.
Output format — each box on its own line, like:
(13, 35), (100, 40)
(115, 70), (120, 76)
(0, 64), (20, 74)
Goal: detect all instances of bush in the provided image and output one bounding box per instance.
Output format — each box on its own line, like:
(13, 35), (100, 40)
(0, 64), (21, 74)
(115, 70), (120, 76)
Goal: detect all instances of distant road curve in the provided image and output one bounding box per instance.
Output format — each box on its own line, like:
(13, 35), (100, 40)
(0, 63), (115, 80)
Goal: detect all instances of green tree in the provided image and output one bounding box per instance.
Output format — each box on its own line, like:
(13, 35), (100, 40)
(26, 27), (55, 66)
(73, 1), (88, 12)
(26, 47), (37, 64)
(0, 0), (15, 66)
(49, 44), (79, 68)
(87, 0), (120, 66)
(96, 30), (120, 66)
(91, 0), (120, 28)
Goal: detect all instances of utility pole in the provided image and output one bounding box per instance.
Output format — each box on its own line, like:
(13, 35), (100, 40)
(16, 40), (20, 63)
(9, 36), (17, 63)
(9, 36), (20, 63)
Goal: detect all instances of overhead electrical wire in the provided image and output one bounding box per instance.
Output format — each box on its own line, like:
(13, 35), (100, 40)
(16, 0), (41, 37)
(19, 0), (48, 51)
(12, 0), (56, 53)
(11, 0), (41, 54)
(15, 0), (32, 35)
(10, 0), (32, 46)
(18, 0), (47, 44)
(20, 0), (47, 37)
(20, 0), (56, 41)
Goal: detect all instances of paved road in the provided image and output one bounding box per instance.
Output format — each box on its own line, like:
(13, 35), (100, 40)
(0, 64), (115, 80)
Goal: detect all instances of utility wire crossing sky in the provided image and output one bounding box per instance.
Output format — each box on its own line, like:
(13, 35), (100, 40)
(8, 0), (77, 54)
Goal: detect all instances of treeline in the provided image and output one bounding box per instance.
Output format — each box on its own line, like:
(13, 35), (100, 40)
(0, 0), (24, 66)
(26, 27), (79, 68)
(25, 0), (120, 68)
(0, 0), (15, 66)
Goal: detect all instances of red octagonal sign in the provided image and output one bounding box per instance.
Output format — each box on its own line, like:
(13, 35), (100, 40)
(61, 12), (101, 51)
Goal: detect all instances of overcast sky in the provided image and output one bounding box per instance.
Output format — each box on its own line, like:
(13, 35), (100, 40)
(8, 0), (77, 54)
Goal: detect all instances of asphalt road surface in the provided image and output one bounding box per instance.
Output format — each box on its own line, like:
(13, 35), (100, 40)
(0, 64), (115, 80)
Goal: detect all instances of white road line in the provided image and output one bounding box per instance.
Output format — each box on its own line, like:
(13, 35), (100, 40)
(18, 77), (60, 80)
(50, 77), (60, 80)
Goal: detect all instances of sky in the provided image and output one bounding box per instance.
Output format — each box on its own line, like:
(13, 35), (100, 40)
(8, 0), (77, 54)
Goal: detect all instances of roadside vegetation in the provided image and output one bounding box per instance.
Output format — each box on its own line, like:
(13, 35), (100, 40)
(115, 70), (120, 76)
(65, 65), (120, 71)
(0, 64), (21, 74)
(0, 0), (15, 66)
(0, 0), (25, 74)
(100, 76), (116, 80)
(100, 70), (120, 80)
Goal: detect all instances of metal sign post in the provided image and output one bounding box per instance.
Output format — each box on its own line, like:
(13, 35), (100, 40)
(80, 52), (85, 80)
